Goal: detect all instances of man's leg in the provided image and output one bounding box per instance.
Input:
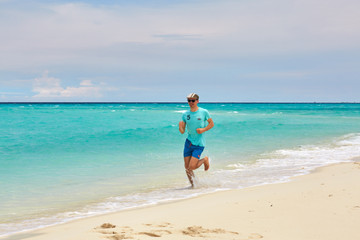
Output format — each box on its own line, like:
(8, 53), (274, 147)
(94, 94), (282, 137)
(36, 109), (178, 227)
(188, 156), (210, 171)
(184, 156), (194, 186)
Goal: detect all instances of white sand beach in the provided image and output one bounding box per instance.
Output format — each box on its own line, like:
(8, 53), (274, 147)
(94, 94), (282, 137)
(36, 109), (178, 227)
(3, 162), (360, 240)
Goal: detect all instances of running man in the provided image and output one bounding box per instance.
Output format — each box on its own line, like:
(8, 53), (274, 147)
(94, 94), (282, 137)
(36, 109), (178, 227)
(179, 93), (214, 186)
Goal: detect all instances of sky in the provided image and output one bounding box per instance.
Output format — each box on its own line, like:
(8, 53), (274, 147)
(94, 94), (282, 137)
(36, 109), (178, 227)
(0, 0), (359, 102)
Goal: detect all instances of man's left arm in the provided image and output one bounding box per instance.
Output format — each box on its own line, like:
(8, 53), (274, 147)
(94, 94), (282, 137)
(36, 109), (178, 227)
(196, 118), (214, 134)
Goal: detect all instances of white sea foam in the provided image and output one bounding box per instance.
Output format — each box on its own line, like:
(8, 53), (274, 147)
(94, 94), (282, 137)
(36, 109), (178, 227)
(195, 133), (360, 190)
(1, 133), (360, 238)
(223, 133), (360, 188)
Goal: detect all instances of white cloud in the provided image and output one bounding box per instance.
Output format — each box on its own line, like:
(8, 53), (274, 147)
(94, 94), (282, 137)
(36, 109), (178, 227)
(32, 71), (109, 99)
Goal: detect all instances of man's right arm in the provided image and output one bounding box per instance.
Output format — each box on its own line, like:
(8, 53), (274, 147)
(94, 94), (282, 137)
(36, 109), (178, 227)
(179, 121), (186, 134)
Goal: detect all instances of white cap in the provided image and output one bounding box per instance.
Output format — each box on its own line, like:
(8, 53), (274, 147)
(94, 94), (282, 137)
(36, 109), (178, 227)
(186, 93), (199, 99)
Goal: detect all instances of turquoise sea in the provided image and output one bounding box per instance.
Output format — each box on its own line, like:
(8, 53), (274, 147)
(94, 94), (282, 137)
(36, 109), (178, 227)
(1, 103), (360, 237)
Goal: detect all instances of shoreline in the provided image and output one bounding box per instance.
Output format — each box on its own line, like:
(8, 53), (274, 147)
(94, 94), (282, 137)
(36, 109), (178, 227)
(1, 102), (360, 104)
(2, 161), (360, 240)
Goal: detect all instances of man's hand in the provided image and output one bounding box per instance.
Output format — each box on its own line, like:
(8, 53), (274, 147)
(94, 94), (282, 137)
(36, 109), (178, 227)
(196, 118), (214, 134)
(179, 121), (186, 134)
(196, 128), (205, 134)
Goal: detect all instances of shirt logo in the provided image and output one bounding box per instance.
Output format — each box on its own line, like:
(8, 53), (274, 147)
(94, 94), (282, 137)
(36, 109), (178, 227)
(197, 118), (201, 120)
(187, 115), (190, 120)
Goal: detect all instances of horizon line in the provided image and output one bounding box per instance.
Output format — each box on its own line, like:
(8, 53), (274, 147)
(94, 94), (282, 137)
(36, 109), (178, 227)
(1, 101), (359, 104)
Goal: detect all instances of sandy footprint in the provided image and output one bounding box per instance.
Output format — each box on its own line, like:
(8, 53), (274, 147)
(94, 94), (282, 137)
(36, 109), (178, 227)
(182, 225), (238, 238)
(138, 223), (173, 237)
(143, 222), (173, 228)
(95, 223), (134, 239)
(138, 229), (172, 237)
(107, 234), (128, 240)
(101, 223), (117, 229)
(156, 222), (172, 228)
(138, 232), (161, 237)
(94, 223), (117, 235)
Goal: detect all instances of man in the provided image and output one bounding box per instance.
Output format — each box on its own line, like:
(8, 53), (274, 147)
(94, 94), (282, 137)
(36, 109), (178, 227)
(179, 93), (214, 187)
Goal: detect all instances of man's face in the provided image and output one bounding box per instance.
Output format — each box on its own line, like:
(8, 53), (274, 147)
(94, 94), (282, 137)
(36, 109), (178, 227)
(187, 98), (198, 107)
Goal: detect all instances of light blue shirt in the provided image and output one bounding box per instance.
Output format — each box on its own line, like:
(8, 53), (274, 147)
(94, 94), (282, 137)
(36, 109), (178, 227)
(182, 107), (211, 147)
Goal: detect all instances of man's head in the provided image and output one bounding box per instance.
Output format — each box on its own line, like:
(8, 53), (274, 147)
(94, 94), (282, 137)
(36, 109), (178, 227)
(186, 93), (199, 109)
(187, 93), (199, 105)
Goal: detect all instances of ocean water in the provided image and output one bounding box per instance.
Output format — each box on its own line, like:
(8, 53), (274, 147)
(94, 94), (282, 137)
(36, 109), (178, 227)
(1, 103), (360, 237)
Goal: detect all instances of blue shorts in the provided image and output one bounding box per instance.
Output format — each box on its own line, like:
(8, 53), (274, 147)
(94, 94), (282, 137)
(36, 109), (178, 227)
(183, 138), (204, 159)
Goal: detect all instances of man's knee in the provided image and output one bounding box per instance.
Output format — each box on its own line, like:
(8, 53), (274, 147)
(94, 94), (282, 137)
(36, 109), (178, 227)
(188, 158), (198, 170)
(184, 156), (191, 169)
(188, 165), (195, 171)
(184, 162), (190, 169)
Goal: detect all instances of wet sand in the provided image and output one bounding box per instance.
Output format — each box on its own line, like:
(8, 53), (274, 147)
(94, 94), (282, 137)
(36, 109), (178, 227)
(2, 162), (360, 240)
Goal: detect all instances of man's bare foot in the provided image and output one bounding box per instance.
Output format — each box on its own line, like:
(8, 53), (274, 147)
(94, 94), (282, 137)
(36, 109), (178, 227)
(204, 156), (210, 171)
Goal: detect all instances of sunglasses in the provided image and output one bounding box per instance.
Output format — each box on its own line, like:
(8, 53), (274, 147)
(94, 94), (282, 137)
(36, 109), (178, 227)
(187, 99), (197, 103)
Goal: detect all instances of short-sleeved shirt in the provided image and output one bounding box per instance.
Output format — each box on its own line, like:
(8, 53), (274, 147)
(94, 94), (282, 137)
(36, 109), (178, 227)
(182, 107), (211, 147)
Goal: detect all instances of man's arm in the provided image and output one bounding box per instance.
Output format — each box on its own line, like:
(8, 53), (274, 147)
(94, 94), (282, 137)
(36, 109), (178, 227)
(179, 121), (186, 134)
(196, 118), (214, 134)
